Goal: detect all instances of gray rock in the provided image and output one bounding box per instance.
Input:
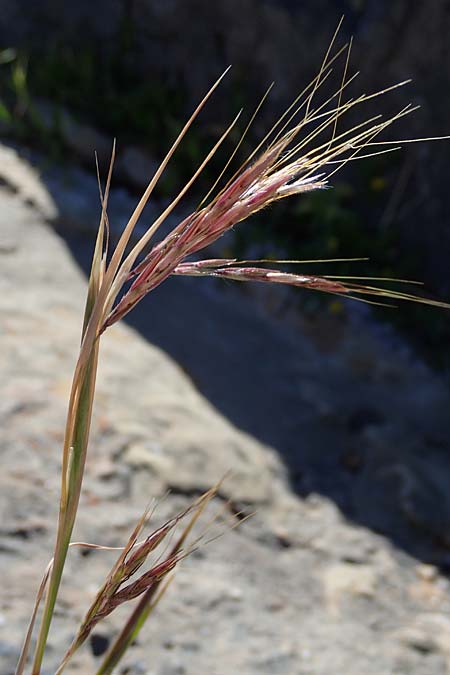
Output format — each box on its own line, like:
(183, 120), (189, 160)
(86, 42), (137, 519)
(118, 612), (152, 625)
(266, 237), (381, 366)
(0, 641), (20, 675)
(117, 146), (159, 192)
(59, 107), (112, 167)
(2, 143), (450, 675)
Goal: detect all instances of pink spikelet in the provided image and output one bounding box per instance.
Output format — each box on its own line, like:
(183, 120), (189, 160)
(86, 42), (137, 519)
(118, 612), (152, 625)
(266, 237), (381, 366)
(102, 137), (328, 329)
(95, 41), (449, 336)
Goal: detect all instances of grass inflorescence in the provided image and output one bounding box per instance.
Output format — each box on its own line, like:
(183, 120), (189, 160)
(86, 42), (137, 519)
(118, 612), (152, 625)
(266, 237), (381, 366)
(16, 23), (449, 675)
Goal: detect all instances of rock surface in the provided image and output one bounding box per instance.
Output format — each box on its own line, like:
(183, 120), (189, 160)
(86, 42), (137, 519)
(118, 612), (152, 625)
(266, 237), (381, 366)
(1, 143), (450, 674)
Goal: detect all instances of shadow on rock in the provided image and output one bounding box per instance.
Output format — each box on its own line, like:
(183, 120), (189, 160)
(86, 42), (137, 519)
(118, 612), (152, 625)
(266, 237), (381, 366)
(62, 222), (450, 572)
(7, 141), (450, 573)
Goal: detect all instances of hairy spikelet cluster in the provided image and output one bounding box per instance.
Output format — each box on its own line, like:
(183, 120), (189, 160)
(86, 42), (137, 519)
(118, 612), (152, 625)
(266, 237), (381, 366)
(53, 487), (220, 675)
(103, 135), (329, 327)
(91, 40), (448, 334)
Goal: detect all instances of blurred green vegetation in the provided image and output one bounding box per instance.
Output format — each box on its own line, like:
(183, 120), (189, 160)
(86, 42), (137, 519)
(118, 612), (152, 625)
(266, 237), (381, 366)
(0, 43), (448, 369)
(0, 43), (209, 187)
(32, 45), (184, 147)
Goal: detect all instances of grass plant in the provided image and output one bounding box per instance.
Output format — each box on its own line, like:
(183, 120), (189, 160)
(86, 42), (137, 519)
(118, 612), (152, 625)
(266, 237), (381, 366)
(15, 24), (449, 675)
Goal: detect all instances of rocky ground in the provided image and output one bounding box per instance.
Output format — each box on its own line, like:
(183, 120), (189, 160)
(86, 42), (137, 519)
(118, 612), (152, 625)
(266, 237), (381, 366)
(1, 142), (450, 675)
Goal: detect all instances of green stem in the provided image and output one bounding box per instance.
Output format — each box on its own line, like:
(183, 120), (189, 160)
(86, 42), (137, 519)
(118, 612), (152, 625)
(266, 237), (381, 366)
(31, 344), (99, 675)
